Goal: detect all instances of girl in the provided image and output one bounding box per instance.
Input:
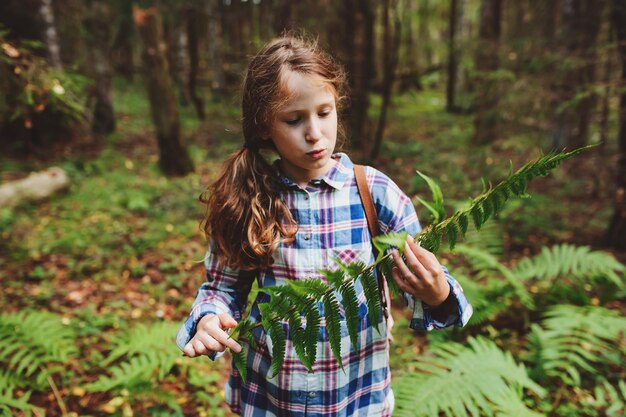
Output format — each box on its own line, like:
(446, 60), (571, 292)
(176, 35), (472, 416)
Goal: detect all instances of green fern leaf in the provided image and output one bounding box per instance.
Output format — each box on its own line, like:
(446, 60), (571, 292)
(445, 222), (459, 249)
(0, 370), (40, 417)
(267, 319), (287, 378)
(304, 303), (321, 365)
(380, 255), (402, 300)
(287, 309), (313, 372)
(360, 268), (382, 333)
(0, 311), (77, 389)
(373, 231), (408, 262)
(233, 348), (248, 384)
(525, 305), (626, 386)
(512, 244), (625, 288)
(320, 268), (346, 288)
(457, 212), (469, 236)
(339, 280), (361, 350)
(470, 205), (484, 230)
(288, 279), (328, 300)
(322, 293), (344, 371)
(418, 145), (595, 253)
(393, 336), (545, 417)
(416, 170), (446, 224)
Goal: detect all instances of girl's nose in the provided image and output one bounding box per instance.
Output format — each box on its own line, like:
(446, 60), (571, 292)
(305, 119), (322, 142)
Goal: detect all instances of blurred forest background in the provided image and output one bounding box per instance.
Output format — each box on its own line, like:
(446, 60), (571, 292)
(0, 0), (625, 416)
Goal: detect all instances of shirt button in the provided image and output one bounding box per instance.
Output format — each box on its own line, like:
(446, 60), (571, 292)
(308, 391), (316, 398)
(303, 233), (311, 240)
(304, 194), (309, 200)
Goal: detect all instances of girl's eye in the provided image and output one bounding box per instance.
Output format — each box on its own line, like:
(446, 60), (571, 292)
(286, 118), (300, 125)
(319, 111), (331, 118)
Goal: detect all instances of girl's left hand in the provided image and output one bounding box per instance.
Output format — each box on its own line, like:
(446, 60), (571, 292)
(390, 235), (450, 307)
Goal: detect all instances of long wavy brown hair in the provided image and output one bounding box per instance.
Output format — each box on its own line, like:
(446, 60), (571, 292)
(200, 35), (347, 271)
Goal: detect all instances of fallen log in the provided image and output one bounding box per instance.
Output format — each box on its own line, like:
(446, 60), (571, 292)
(0, 167), (70, 208)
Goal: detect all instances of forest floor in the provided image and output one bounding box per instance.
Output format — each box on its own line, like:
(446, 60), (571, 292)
(0, 79), (623, 417)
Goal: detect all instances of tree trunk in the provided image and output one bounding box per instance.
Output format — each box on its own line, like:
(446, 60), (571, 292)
(111, 0), (136, 80)
(342, 0), (375, 148)
(418, 0), (432, 69)
(606, 0), (626, 250)
(86, 0), (115, 134)
(550, 0), (604, 149)
(205, 0), (225, 96)
(472, 0), (502, 145)
(133, 5), (194, 177)
(187, 6), (205, 119)
(446, 0), (459, 112)
(371, 0), (401, 160)
(39, 0), (62, 68)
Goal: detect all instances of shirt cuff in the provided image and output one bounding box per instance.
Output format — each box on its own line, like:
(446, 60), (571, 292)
(175, 300), (232, 361)
(407, 267), (473, 331)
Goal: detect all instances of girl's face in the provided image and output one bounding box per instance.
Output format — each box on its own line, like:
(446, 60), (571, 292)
(263, 71), (338, 188)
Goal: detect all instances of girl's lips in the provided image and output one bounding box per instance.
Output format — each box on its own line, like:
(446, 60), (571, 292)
(307, 149), (326, 159)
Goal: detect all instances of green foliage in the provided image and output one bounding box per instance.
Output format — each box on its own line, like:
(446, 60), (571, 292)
(513, 244), (625, 288)
(525, 305), (626, 386)
(392, 337), (545, 417)
(417, 146), (595, 253)
(583, 379), (626, 417)
(85, 321), (180, 392)
(0, 370), (41, 417)
(0, 311), (77, 389)
(0, 37), (88, 136)
(414, 171), (445, 224)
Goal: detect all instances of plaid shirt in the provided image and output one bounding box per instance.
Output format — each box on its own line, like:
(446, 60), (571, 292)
(176, 153), (472, 416)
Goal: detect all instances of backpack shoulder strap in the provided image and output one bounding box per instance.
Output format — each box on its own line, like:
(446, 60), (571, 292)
(354, 164), (389, 320)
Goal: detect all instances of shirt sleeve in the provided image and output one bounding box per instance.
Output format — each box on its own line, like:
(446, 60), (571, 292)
(371, 168), (473, 331)
(175, 241), (255, 360)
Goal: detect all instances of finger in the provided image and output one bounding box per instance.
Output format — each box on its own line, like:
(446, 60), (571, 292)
(391, 249), (413, 279)
(192, 338), (210, 356)
(218, 313), (238, 329)
(183, 342), (197, 357)
(390, 265), (413, 294)
(196, 332), (226, 353)
(211, 327), (242, 353)
(406, 236), (440, 272)
(404, 236), (430, 280)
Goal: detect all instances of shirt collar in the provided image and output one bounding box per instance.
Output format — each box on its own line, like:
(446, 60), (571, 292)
(273, 152), (354, 190)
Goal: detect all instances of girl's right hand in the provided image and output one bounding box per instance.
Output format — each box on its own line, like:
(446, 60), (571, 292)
(183, 313), (242, 357)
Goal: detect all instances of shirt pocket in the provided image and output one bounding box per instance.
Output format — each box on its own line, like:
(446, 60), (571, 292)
(324, 246), (374, 272)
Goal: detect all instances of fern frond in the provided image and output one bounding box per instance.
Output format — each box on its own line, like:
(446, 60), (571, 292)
(86, 321), (180, 393)
(360, 267), (382, 333)
(453, 244), (533, 308)
(492, 389), (546, 417)
(267, 319), (286, 378)
(105, 321), (180, 365)
(512, 244), (625, 288)
(584, 378), (626, 417)
(0, 370), (39, 417)
(417, 146), (595, 253)
(86, 349), (177, 392)
(415, 170), (445, 224)
(304, 301), (321, 365)
(450, 273), (507, 326)
(0, 311), (77, 388)
(339, 280), (360, 350)
(393, 336), (545, 417)
(525, 305), (626, 386)
(323, 293), (344, 371)
(232, 348), (248, 384)
(287, 309), (312, 372)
